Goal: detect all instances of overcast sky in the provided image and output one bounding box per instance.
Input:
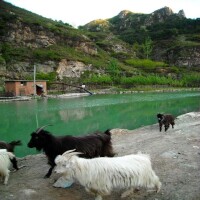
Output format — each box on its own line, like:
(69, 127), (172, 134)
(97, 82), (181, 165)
(4, 0), (200, 28)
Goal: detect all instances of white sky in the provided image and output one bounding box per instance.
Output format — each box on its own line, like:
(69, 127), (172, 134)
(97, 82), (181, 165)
(4, 0), (200, 28)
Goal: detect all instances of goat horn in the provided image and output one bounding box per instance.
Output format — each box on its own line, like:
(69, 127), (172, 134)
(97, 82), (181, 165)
(62, 149), (76, 156)
(62, 149), (83, 157)
(69, 152), (83, 156)
(35, 124), (52, 134)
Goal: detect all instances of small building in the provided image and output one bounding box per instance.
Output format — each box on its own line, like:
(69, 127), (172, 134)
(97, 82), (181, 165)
(5, 80), (47, 96)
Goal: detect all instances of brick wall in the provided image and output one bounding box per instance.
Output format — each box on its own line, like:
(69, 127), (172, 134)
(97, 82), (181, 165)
(5, 81), (47, 96)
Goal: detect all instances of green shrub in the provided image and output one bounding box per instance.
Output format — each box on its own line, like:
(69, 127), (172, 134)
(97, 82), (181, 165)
(170, 66), (179, 73)
(1, 43), (31, 62)
(125, 59), (167, 70)
(120, 75), (184, 87)
(0, 56), (5, 65)
(33, 49), (62, 61)
(182, 73), (200, 87)
(36, 72), (57, 87)
(36, 72), (57, 81)
(83, 75), (112, 85)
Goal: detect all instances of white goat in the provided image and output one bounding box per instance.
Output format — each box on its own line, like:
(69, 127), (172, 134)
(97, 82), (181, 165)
(54, 150), (162, 200)
(0, 149), (15, 185)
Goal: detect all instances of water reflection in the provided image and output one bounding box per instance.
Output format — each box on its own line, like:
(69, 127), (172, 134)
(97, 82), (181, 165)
(59, 108), (92, 122)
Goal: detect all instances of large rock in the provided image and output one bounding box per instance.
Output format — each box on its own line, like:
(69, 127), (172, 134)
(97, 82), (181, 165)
(56, 59), (92, 79)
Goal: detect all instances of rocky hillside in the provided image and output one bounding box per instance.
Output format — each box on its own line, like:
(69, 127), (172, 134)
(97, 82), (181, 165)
(81, 7), (200, 68)
(0, 1), (135, 83)
(0, 1), (200, 89)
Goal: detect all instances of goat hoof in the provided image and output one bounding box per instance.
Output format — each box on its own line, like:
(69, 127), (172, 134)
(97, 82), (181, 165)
(44, 175), (50, 178)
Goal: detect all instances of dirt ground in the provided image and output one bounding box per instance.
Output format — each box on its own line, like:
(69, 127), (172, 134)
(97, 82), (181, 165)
(0, 112), (200, 200)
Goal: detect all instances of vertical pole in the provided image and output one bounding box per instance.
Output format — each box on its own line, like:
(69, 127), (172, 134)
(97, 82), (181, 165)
(34, 64), (36, 96)
(35, 113), (39, 128)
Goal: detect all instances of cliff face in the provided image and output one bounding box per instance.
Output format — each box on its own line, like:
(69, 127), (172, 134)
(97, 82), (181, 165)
(0, 5), (98, 81)
(166, 46), (200, 68)
(56, 60), (92, 79)
(144, 7), (180, 26)
(5, 20), (56, 48)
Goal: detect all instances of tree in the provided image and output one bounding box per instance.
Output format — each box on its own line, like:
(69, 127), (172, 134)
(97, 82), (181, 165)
(107, 60), (121, 84)
(142, 36), (153, 59)
(108, 60), (120, 76)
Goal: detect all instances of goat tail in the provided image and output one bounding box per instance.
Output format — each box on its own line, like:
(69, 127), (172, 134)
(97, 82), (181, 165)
(101, 129), (115, 157)
(9, 140), (22, 147)
(98, 129), (112, 142)
(95, 129), (112, 142)
(104, 129), (111, 136)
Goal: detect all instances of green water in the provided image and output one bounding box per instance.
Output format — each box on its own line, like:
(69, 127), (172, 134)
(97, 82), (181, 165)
(0, 91), (200, 157)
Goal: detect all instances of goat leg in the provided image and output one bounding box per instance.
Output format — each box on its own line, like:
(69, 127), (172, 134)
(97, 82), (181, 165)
(165, 124), (169, 132)
(159, 124), (162, 132)
(4, 171), (10, 185)
(44, 166), (54, 178)
(12, 165), (26, 172)
(10, 157), (19, 170)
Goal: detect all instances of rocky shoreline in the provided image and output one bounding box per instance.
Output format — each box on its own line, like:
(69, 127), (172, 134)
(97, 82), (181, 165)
(0, 87), (199, 102)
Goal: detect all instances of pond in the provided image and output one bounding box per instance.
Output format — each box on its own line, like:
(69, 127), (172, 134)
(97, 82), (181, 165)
(0, 90), (200, 157)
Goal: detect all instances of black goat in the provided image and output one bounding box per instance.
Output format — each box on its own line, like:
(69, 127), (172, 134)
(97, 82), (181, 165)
(0, 140), (22, 170)
(27, 125), (115, 178)
(157, 113), (175, 132)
